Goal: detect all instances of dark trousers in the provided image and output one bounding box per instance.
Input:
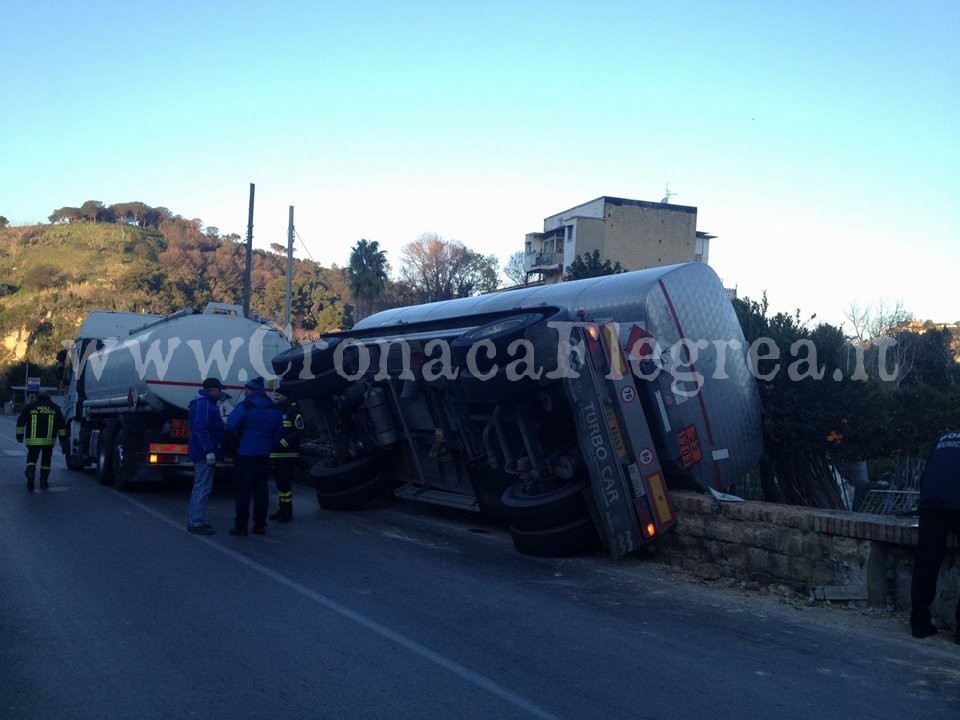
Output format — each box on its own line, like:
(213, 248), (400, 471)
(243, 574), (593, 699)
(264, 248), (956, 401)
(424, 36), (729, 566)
(233, 455), (269, 530)
(273, 458), (296, 505)
(26, 445), (54, 482)
(910, 506), (960, 629)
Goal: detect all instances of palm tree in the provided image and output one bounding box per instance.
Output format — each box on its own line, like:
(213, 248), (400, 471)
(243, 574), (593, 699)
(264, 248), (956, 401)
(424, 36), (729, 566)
(348, 239), (388, 321)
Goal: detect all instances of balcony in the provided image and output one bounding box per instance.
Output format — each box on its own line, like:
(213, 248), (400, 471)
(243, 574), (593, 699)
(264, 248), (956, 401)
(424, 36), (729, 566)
(523, 250), (562, 273)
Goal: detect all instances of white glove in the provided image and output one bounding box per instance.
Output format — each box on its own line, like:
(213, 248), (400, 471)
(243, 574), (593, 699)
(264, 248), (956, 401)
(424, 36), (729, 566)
(206, 452), (217, 465)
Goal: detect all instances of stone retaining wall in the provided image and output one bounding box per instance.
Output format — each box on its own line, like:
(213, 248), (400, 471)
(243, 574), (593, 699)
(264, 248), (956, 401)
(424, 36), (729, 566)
(654, 491), (960, 631)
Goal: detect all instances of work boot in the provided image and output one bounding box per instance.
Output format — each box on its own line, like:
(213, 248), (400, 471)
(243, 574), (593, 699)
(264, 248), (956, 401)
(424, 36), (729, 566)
(40, 475), (50, 490)
(270, 505), (293, 523)
(911, 621), (938, 639)
(26, 477), (35, 492)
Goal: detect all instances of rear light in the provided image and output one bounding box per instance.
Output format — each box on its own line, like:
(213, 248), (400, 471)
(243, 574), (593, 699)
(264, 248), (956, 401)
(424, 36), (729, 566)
(148, 454), (177, 465)
(645, 522), (657, 538)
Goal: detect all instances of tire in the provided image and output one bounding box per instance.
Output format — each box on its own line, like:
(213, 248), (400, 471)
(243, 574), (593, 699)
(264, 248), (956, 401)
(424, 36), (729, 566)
(66, 450), (86, 471)
(111, 435), (139, 491)
(96, 423), (115, 486)
(64, 421), (86, 470)
(509, 516), (602, 558)
(453, 311), (565, 399)
(451, 313), (548, 375)
(315, 474), (391, 511)
(501, 481), (591, 532)
(271, 338), (342, 385)
(311, 455), (384, 494)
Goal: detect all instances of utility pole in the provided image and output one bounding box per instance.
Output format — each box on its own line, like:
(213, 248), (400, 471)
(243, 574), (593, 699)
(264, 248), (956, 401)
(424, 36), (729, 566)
(285, 205), (294, 338)
(243, 183), (255, 318)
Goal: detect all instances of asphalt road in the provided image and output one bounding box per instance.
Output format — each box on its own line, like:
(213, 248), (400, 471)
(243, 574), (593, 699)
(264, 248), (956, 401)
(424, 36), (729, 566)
(1, 414), (958, 720)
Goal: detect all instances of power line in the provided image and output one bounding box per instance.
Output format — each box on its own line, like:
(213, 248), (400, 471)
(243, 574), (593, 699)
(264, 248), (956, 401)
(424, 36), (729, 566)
(293, 229), (316, 263)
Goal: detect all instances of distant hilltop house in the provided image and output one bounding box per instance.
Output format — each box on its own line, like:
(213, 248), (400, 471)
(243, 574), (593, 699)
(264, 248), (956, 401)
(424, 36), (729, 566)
(523, 196), (716, 285)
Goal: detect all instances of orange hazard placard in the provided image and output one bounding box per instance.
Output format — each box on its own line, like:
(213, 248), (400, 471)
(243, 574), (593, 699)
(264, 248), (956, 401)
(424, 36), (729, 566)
(677, 424), (703, 468)
(170, 418), (189, 439)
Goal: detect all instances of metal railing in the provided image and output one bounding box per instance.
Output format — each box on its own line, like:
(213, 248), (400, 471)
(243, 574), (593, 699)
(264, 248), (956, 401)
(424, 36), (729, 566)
(857, 489), (919, 515)
(523, 251), (561, 272)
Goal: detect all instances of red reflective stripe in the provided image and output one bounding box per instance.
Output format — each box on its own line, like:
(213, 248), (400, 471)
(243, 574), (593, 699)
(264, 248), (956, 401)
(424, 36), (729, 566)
(149, 443), (189, 454)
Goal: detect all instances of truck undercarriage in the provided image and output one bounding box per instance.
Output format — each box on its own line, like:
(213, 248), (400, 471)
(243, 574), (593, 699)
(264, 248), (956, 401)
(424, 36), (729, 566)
(277, 306), (689, 558)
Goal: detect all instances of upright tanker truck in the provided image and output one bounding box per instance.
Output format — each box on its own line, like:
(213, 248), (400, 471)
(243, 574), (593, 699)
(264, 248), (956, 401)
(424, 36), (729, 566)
(58, 302), (291, 489)
(272, 262), (763, 558)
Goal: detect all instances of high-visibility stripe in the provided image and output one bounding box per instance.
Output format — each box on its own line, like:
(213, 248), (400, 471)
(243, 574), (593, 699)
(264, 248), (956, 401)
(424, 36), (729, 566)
(644, 471), (676, 526)
(601, 322), (626, 379)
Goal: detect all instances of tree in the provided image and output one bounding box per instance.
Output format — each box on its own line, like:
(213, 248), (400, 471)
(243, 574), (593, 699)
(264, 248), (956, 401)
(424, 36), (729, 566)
(845, 299), (913, 342)
(79, 200), (107, 223)
(49, 206), (82, 223)
(111, 201), (153, 226)
(564, 250), (624, 281)
(503, 250), (527, 286)
(348, 239), (389, 321)
(0, 216), (8, 228)
(399, 233), (499, 303)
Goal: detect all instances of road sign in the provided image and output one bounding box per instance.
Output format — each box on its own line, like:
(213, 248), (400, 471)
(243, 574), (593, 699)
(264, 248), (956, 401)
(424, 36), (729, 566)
(27, 377), (41, 393)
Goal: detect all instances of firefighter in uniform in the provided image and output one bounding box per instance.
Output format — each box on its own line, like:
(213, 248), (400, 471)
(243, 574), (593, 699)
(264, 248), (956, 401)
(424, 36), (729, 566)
(16, 390), (67, 491)
(270, 384), (303, 522)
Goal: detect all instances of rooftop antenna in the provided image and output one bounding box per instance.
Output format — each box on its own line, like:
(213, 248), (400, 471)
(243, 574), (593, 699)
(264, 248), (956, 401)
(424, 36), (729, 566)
(661, 183), (677, 204)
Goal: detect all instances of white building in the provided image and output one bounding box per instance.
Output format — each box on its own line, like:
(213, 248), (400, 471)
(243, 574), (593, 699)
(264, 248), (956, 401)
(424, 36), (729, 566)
(523, 196), (715, 284)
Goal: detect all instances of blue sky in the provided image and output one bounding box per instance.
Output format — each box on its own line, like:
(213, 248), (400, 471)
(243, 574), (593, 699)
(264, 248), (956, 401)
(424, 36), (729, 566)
(3, 1), (958, 328)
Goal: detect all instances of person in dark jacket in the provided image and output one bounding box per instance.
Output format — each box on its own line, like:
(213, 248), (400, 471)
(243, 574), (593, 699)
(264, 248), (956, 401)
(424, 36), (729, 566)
(16, 390), (67, 491)
(910, 429), (960, 643)
(226, 377), (283, 536)
(186, 378), (227, 535)
(269, 383), (304, 522)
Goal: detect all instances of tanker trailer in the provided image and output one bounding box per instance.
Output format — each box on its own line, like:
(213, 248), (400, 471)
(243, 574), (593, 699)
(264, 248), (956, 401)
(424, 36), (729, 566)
(272, 262), (762, 558)
(59, 302), (291, 489)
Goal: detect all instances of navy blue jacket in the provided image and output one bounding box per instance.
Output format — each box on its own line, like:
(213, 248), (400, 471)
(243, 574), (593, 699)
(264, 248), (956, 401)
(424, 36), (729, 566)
(918, 430), (960, 510)
(188, 390), (225, 461)
(226, 390), (283, 457)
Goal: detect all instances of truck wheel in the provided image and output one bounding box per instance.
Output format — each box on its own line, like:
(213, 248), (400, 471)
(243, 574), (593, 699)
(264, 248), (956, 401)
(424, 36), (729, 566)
(64, 421), (86, 470)
(508, 516), (602, 558)
(315, 473), (391, 511)
(311, 455), (384, 494)
(272, 339), (347, 397)
(301, 368), (351, 398)
(96, 423), (116, 485)
(111, 440), (138, 491)
(453, 311), (565, 399)
(66, 451), (86, 471)
(451, 313), (548, 374)
(501, 481), (591, 532)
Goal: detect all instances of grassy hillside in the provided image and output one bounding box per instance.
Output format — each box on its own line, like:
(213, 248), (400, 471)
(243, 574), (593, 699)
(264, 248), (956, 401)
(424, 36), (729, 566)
(0, 218), (352, 388)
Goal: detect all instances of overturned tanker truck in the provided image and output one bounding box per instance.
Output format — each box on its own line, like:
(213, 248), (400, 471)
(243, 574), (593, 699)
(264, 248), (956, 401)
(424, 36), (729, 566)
(273, 262), (762, 558)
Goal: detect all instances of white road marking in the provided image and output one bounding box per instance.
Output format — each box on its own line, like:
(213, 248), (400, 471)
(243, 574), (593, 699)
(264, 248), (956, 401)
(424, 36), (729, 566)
(119, 493), (562, 720)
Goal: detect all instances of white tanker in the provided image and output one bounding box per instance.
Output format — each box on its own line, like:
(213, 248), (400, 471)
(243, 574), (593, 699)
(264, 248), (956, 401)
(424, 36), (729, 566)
(58, 302), (290, 489)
